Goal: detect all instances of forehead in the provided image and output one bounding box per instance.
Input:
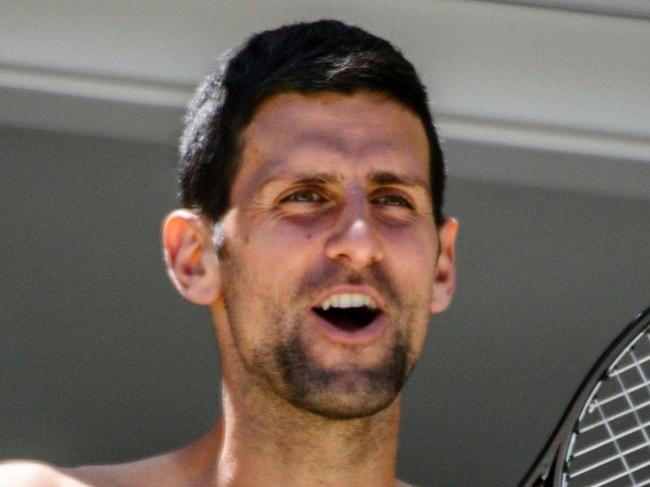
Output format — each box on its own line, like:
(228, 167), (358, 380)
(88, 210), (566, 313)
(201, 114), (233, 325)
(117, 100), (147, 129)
(233, 91), (430, 195)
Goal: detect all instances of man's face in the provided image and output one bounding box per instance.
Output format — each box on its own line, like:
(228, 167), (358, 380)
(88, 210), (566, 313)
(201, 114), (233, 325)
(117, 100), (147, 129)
(215, 91), (449, 419)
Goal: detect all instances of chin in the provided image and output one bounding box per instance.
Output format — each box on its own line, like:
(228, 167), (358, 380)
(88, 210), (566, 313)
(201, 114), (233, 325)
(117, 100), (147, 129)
(289, 383), (401, 420)
(277, 347), (411, 420)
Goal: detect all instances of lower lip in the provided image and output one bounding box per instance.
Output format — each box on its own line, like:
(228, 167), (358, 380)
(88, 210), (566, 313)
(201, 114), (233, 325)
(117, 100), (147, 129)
(309, 309), (387, 346)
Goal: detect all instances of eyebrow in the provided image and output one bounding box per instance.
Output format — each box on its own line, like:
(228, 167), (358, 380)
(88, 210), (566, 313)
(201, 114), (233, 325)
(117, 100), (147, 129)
(369, 171), (430, 190)
(287, 172), (343, 186)
(258, 170), (429, 192)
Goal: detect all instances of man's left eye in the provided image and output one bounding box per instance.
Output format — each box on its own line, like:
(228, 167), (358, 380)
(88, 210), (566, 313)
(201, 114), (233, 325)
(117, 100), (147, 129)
(373, 194), (413, 208)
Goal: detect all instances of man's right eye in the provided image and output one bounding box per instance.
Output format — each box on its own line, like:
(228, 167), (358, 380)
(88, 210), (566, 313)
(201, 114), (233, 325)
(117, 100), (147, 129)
(280, 189), (326, 203)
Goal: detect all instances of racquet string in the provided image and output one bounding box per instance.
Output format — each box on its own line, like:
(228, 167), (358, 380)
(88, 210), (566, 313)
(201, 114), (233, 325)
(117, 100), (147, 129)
(564, 329), (650, 486)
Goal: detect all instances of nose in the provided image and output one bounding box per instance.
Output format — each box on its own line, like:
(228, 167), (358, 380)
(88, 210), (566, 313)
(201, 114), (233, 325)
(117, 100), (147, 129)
(324, 197), (384, 269)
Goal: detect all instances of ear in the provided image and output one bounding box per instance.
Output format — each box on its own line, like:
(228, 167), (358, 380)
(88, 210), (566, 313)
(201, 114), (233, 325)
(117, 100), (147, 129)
(162, 209), (220, 305)
(430, 217), (458, 314)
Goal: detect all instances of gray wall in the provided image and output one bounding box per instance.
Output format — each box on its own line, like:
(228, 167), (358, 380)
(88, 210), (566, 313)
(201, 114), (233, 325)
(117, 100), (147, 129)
(1, 126), (648, 486)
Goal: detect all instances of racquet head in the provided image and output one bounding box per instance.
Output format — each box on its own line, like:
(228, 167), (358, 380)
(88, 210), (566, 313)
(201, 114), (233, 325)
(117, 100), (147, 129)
(519, 306), (650, 487)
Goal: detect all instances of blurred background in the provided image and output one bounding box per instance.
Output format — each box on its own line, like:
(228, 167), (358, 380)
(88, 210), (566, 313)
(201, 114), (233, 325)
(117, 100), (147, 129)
(1, 1), (649, 485)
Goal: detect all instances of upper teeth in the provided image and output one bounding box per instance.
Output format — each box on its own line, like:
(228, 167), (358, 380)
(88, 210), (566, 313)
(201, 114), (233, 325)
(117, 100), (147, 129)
(319, 293), (378, 311)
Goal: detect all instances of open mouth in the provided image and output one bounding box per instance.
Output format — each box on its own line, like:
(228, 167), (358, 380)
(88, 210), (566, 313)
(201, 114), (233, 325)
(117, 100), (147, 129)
(313, 299), (382, 333)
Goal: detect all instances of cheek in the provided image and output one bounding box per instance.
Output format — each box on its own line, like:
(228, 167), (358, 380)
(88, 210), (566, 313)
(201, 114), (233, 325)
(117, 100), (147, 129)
(219, 251), (282, 349)
(383, 225), (438, 275)
(249, 217), (327, 259)
(227, 221), (318, 304)
(382, 229), (438, 325)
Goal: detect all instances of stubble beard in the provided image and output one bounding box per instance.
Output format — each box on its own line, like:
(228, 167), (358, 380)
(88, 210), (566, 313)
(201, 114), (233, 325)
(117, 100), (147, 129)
(271, 321), (410, 419)
(220, 246), (427, 420)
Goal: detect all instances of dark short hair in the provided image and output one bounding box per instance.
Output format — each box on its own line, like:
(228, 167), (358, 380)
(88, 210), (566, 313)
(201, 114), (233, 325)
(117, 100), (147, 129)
(179, 19), (446, 225)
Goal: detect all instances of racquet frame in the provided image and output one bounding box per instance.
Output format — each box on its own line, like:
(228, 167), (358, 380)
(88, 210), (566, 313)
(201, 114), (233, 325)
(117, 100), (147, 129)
(519, 306), (650, 487)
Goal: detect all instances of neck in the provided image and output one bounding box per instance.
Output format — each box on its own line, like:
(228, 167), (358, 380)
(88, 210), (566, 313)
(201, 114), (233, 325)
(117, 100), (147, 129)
(210, 379), (402, 487)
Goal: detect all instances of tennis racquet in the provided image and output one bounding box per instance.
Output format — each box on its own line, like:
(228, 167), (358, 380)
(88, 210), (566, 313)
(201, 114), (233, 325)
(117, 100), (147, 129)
(519, 306), (650, 487)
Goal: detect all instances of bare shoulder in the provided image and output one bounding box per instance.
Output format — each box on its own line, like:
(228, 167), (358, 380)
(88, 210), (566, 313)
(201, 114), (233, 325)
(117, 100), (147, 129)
(59, 453), (179, 487)
(0, 460), (92, 487)
(0, 430), (220, 487)
(0, 452), (181, 487)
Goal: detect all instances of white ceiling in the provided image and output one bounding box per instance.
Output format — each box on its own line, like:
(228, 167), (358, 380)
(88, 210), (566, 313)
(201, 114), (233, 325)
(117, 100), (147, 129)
(1, 0), (649, 198)
(483, 0), (650, 19)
